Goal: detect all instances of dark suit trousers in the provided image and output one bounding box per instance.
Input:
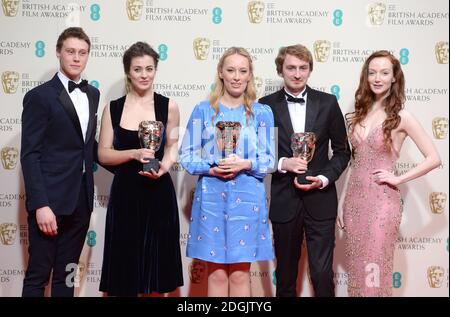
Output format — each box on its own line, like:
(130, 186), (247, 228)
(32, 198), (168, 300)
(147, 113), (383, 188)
(22, 175), (91, 297)
(272, 205), (336, 297)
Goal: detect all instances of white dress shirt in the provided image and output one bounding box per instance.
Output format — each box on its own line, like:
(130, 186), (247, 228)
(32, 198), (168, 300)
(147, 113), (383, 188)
(57, 71), (89, 142)
(58, 71), (89, 173)
(278, 88), (329, 188)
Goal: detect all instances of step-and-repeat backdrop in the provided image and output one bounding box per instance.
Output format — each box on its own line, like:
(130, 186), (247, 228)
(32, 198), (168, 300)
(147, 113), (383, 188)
(0, 0), (448, 297)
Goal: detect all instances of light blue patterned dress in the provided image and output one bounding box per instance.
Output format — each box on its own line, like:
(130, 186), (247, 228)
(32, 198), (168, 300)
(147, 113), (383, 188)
(180, 101), (275, 264)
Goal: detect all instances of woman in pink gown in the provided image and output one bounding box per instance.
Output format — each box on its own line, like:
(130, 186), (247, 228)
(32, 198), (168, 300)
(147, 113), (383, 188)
(338, 50), (441, 297)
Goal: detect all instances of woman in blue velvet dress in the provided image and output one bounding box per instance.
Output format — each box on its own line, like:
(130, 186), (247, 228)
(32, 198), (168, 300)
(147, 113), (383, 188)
(180, 47), (275, 296)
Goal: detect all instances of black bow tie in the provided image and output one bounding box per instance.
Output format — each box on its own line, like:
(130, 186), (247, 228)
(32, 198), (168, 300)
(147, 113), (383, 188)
(285, 92), (305, 104)
(68, 80), (88, 93)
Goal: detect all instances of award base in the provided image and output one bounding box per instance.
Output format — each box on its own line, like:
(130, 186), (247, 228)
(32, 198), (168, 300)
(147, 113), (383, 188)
(296, 172), (313, 185)
(143, 158), (159, 173)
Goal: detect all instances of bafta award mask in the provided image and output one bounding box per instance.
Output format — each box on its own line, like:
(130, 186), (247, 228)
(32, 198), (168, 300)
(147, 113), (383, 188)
(291, 132), (316, 184)
(138, 120), (164, 172)
(215, 121), (242, 158)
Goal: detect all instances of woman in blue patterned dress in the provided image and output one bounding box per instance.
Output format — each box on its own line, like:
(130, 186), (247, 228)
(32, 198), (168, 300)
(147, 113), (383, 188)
(180, 47), (275, 296)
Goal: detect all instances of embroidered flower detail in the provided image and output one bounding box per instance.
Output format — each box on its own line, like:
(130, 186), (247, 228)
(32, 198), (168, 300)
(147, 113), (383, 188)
(213, 226), (220, 233)
(244, 224), (250, 231)
(239, 239), (245, 246)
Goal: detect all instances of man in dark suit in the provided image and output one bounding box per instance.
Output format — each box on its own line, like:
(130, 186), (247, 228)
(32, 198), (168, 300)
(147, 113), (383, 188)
(259, 44), (350, 297)
(21, 27), (99, 297)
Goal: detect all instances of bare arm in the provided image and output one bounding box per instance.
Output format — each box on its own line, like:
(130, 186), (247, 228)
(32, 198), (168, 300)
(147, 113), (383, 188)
(337, 165), (352, 229)
(374, 110), (441, 186)
(160, 99), (180, 172)
(396, 110), (441, 183)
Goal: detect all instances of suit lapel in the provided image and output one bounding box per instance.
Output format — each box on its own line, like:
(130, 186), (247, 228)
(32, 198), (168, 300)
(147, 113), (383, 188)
(52, 74), (95, 143)
(273, 90), (294, 142)
(84, 87), (96, 143)
(304, 86), (319, 132)
(58, 87), (84, 141)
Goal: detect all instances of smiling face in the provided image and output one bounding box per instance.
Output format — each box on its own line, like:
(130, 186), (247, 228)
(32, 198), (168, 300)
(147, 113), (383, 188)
(219, 53), (252, 99)
(57, 37), (90, 81)
(127, 55), (156, 93)
(367, 56), (395, 100)
(280, 54), (312, 95)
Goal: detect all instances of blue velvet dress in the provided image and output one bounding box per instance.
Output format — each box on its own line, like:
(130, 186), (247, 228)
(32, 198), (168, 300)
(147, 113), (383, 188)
(180, 101), (275, 264)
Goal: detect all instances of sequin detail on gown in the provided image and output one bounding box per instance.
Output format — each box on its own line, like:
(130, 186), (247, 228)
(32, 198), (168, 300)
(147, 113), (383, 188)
(343, 124), (401, 297)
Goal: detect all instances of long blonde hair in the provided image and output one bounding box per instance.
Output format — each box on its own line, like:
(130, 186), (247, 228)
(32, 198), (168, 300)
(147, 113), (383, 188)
(209, 47), (256, 124)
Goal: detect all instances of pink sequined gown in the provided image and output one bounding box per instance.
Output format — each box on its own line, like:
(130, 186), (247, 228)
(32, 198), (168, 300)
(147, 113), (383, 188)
(343, 124), (402, 297)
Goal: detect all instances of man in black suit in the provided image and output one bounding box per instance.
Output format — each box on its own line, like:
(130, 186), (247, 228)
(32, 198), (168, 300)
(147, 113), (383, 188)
(21, 27), (99, 297)
(259, 44), (350, 297)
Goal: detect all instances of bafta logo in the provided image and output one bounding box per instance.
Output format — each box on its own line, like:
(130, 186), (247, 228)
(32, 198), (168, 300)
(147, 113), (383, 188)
(0, 223), (17, 245)
(429, 192), (447, 214)
(427, 266), (445, 288)
(432, 117), (449, 139)
(1, 0), (19, 17)
(368, 2), (386, 26)
(1, 71), (19, 94)
(126, 0), (143, 21)
(435, 41), (449, 64)
(254, 76), (264, 98)
(1, 146), (19, 170)
(189, 259), (207, 284)
(193, 37), (211, 60)
(313, 40), (331, 62)
(248, 1), (265, 24)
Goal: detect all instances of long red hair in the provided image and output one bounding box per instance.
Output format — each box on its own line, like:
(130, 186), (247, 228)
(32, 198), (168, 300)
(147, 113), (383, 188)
(346, 50), (405, 147)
